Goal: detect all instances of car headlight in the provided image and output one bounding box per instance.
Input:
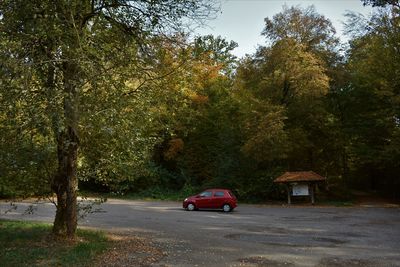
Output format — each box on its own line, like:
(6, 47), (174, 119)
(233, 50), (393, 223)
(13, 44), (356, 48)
(184, 198), (188, 202)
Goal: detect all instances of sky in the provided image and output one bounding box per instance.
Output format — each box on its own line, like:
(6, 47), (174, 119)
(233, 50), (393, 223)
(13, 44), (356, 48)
(196, 0), (374, 58)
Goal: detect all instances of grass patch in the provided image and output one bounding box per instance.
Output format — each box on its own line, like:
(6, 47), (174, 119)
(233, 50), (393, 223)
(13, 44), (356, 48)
(0, 220), (109, 267)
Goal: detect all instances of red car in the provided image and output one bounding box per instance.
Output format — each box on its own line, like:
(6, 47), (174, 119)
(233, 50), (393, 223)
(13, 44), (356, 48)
(183, 189), (237, 212)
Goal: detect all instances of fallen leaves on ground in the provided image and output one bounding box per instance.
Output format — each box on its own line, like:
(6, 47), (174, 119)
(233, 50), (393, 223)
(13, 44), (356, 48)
(95, 233), (166, 267)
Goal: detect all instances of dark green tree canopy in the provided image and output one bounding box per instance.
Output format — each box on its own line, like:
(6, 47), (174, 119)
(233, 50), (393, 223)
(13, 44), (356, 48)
(362, 0), (399, 7)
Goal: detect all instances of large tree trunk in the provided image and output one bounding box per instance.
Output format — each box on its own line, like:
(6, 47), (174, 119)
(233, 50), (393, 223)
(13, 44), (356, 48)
(52, 130), (79, 238)
(52, 59), (80, 239)
(50, 4), (84, 238)
(65, 127), (79, 238)
(52, 133), (68, 236)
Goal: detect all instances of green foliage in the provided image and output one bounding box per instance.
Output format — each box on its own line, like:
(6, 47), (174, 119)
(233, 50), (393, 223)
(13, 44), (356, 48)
(338, 7), (400, 195)
(1, 1), (399, 205)
(193, 35), (238, 75)
(234, 169), (286, 202)
(323, 176), (354, 201)
(114, 4), (400, 201)
(362, 0), (399, 7)
(119, 183), (199, 201)
(0, 82), (56, 197)
(235, 5), (335, 180)
(240, 99), (288, 163)
(0, 0), (220, 237)
(262, 5), (339, 60)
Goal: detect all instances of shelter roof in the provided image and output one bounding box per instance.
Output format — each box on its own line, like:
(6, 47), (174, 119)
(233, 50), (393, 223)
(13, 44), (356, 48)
(274, 171), (325, 183)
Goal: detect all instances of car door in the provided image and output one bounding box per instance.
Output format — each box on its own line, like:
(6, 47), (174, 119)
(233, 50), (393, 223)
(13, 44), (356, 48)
(211, 191), (225, 209)
(196, 191), (213, 208)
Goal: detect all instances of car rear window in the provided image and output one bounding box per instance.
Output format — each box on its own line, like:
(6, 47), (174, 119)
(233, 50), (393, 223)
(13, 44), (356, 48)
(214, 191), (225, 197)
(228, 191), (236, 199)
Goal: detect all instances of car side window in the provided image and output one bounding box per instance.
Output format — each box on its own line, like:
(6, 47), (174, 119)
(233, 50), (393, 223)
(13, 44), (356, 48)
(214, 191), (225, 197)
(200, 191), (212, 197)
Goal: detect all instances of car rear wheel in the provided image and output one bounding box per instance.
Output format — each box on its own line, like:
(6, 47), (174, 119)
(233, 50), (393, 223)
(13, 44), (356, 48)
(222, 204), (231, 212)
(187, 203), (196, 211)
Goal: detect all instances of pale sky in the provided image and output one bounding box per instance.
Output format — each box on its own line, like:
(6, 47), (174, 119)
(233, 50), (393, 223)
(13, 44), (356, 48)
(196, 0), (373, 58)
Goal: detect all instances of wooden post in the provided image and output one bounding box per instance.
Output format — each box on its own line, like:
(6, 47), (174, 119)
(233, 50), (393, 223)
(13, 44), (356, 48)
(287, 184), (291, 205)
(310, 184), (315, 205)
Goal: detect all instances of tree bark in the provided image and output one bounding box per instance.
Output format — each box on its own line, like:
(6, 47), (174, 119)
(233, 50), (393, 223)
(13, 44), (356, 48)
(52, 132), (67, 236)
(65, 127), (79, 238)
(43, 48), (70, 237)
(52, 125), (79, 239)
(52, 59), (80, 239)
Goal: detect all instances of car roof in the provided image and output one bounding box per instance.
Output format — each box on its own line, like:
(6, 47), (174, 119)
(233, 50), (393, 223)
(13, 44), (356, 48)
(205, 188), (230, 191)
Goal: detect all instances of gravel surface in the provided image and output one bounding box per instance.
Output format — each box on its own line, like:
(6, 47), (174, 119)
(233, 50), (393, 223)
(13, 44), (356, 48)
(1, 199), (400, 267)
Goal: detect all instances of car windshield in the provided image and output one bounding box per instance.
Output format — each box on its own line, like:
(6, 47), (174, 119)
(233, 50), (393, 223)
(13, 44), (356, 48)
(199, 191), (212, 197)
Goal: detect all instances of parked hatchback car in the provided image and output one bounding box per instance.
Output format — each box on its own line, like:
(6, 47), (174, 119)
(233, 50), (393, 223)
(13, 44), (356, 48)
(183, 189), (237, 212)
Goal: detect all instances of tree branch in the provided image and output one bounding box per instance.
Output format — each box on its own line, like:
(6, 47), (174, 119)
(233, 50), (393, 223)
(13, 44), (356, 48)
(123, 59), (187, 96)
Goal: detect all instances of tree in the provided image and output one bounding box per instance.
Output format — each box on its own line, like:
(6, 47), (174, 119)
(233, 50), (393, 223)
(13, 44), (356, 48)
(0, 0), (217, 238)
(236, 7), (333, 160)
(362, 0), (399, 8)
(148, 35), (241, 191)
(234, 5), (339, 199)
(262, 5), (339, 61)
(341, 6), (400, 195)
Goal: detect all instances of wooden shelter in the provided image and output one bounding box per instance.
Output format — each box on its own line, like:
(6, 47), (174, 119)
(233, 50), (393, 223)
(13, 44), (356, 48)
(274, 171), (326, 204)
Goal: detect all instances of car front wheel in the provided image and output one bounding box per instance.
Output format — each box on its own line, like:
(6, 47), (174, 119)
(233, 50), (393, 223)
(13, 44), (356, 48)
(187, 203), (196, 211)
(222, 204), (231, 212)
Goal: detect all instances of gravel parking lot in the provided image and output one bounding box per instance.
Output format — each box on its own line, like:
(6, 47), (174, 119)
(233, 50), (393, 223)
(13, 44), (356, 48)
(1, 199), (399, 266)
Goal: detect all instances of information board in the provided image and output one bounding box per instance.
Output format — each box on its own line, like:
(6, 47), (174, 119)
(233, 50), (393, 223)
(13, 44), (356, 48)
(292, 184), (309, 196)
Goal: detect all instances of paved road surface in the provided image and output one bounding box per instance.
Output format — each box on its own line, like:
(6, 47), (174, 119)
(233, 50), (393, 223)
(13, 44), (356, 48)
(1, 199), (399, 266)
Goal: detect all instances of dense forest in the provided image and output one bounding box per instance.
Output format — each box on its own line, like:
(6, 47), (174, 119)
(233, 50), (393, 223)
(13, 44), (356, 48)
(0, 0), (399, 237)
